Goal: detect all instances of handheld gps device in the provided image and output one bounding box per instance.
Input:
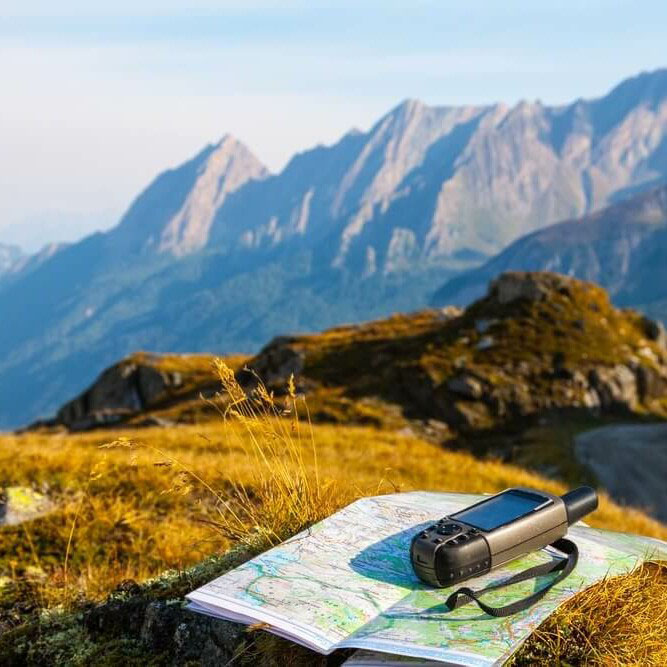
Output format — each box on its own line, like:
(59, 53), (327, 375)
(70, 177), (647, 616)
(410, 486), (597, 589)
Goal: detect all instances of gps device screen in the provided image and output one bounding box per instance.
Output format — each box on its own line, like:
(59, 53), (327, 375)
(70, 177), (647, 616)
(452, 490), (547, 531)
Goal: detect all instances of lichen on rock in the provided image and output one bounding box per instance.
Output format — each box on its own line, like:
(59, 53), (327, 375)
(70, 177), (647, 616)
(0, 487), (54, 526)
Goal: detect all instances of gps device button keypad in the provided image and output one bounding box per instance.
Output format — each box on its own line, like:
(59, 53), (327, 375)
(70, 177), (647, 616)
(436, 523), (461, 536)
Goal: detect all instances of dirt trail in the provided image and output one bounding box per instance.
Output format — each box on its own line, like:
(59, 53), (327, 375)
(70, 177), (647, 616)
(575, 423), (667, 523)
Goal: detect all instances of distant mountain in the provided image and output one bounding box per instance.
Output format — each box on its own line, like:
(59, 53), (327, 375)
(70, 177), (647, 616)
(203, 69), (667, 272)
(2, 69), (667, 428)
(0, 242), (68, 285)
(0, 243), (24, 276)
(432, 184), (667, 325)
(106, 134), (269, 257)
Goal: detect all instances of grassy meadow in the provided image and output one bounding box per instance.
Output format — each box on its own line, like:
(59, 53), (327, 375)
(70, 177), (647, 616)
(2, 362), (667, 664)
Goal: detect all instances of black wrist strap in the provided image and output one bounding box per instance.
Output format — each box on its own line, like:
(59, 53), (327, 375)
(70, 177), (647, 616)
(445, 537), (578, 618)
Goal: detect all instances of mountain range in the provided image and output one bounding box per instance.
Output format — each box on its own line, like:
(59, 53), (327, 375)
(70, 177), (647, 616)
(432, 183), (667, 325)
(2, 69), (667, 428)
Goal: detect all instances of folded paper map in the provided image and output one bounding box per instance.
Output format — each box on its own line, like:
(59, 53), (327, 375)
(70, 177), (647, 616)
(187, 492), (667, 666)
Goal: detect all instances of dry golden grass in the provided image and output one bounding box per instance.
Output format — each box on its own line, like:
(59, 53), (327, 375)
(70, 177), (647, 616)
(1, 391), (666, 609)
(0, 430), (218, 608)
(1, 359), (667, 663)
(513, 561), (667, 665)
(197, 360), (353, 551)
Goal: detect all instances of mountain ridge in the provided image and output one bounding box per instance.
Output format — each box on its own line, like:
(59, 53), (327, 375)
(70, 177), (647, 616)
(3, 69), (667, 428)
(107, 134), (268, 257)
(432, 183), (667, 322)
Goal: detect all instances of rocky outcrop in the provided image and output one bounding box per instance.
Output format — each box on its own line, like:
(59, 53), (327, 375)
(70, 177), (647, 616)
(439, 353), (667, 429)
(237, 337), (306, 390)
(56, 356), (184, 431)
(636, 364), (667, 401)
(642, 316), (667, 348)
(83, 595), (246, 665)
(266, 272), (667, 432)
(44, 272), (667, 437)
(489, 272), (551, 305)
(588, 365), (639, 411)
(446, 374), (484, 400)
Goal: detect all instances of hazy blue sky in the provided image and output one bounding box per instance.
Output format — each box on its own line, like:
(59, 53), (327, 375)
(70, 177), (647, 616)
(2, 1), (666, 250)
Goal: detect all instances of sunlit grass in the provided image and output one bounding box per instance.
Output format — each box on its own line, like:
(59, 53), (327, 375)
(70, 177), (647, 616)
(513, 561), (667, 666)
(1, 359), (667, 662)
(2, 375), (665, 608)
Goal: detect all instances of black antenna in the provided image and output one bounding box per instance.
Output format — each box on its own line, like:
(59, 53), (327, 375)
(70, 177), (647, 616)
(561, 486), (598, 525)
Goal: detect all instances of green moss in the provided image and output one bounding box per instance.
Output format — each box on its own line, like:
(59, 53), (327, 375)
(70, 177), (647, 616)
(0, 547), (252, 666)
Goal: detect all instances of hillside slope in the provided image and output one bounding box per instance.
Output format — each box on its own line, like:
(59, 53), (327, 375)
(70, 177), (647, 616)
(244, 272), (667, 433)
(3, 70), (667, 428)
(6, 273), (667, 661)
(39, 273), (667, 505)
(433, 183), (667, 325)
(42, 272), (667, 433)
(2, 387), (667, 664)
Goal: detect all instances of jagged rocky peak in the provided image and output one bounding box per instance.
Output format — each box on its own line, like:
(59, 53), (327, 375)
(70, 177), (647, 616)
(108, 134), (268, 257)
(158, 135), (269, 256)
(332, 99), (489, 268)
(382, 97), (428, 128)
